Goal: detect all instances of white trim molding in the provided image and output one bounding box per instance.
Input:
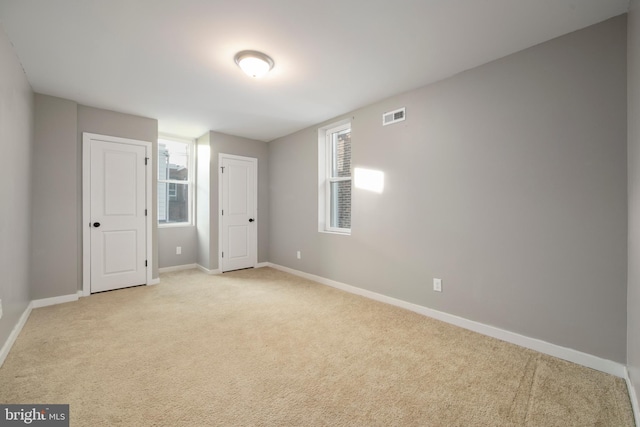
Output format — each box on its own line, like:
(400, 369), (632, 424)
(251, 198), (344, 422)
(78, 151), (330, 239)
(32, 293), (79, 309)
(197, 265), (221, 275)
(255, 262), (269, 268)
(626, 369), (640, 427)
(0, 303), (32, 368)
(159, 263), (198, 273)
(267, 263), (627, 378)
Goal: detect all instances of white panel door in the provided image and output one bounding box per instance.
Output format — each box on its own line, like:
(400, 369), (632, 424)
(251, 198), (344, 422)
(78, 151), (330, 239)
(221, 155), (257, 272)
(90, 140), (147, 292)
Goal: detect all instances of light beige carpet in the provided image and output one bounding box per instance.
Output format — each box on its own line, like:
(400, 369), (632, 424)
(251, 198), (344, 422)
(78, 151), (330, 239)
(0, 267), (635, 426)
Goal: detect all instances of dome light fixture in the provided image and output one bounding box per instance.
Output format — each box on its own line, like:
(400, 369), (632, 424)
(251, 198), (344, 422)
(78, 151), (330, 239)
(234, 50), (274, 78)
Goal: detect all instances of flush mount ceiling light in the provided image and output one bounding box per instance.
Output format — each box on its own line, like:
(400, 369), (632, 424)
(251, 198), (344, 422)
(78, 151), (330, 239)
(234, 50), (274, 78)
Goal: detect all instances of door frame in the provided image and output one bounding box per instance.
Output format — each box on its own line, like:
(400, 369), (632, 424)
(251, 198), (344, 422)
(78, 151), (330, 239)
(82, 132), (153, 296)
(218, 153), (258, 272)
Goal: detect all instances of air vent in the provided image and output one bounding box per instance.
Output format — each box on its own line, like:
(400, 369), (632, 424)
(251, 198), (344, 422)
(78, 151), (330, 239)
(382, 107), (406, 126)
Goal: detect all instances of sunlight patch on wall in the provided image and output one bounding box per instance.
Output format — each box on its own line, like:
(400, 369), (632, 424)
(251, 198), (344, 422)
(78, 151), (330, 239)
(354, 168), (384, 193)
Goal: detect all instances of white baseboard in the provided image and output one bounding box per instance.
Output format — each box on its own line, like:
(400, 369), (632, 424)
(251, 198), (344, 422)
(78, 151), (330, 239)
(267, 263), (626, 378)
(194, 263), (268, 274)
(0, 302), (32, 368)
(159, 263), (197, 273)
(626, 369), (640, 427)
(32, 293), (79, 308)
(197, 264), (221, 275)
(2, 290), (91, 367)
(148, 278), (160, 285)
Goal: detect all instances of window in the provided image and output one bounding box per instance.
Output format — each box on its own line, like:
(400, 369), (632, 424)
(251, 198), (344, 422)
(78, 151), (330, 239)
(168, 183), (177, 200)
(318, 121), (351, 234)
(158, 135), (194, 226)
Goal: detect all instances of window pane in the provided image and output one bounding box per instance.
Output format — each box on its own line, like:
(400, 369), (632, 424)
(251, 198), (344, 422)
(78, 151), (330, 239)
(159, 183), (189, 224)
(158, 140), (189, 181)
(331, 128), (351, 178)
(330, 180), (351, 229)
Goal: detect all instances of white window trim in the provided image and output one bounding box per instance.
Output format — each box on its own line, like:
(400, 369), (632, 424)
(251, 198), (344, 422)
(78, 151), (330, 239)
(158, 134), (195, 228)
(318, 119), (351, 235)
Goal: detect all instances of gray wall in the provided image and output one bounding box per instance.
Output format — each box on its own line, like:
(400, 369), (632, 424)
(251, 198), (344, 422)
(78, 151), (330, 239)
(628, 0), (640, 411)
(196, 132), (211, 269)
(269, 16), (628, 362)
(209, 131), (269, 270)
(77, 105), (159, 280)
(32, 95), (78, 299)
(29, 100), (160, 299)
(0, 25), (33, 350)
(158, 226), (197, 268)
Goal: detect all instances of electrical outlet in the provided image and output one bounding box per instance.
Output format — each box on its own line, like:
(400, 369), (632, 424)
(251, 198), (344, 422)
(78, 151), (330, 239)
(297, 251), (301, 259)
(433, 278), (442, 292)
(176, 246), (182, 255)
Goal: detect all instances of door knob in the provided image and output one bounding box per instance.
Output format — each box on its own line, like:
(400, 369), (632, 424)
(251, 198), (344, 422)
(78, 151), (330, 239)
(248, 218), (255, 223)
(93, 222), (101, 228)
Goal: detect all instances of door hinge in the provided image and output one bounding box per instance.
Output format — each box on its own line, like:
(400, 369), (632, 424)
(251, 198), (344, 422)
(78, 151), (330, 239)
(145, 157), (149, 165)
(222, 252), (224, 258)
(145, 209), (148, 216)
(221, 166), (225, 173)
(145, 260), (148, 267)
(222, 209), (224, 216)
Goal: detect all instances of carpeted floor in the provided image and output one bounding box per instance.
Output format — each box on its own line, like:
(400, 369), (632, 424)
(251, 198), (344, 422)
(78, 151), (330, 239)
(0, 267), (635, 426)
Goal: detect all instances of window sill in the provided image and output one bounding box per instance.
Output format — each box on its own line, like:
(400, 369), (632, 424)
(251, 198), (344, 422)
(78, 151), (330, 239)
(319, 229), (351, 236)
(158, 223), (194, 229)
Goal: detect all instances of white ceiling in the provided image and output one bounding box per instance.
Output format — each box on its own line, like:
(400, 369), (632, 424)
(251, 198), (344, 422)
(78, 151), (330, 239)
(0, 0), (630, 142)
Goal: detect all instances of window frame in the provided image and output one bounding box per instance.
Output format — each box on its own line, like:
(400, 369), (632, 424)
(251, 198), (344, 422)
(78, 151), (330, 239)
(157, 134), (195, 228)
(318, 120), (352, 235)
